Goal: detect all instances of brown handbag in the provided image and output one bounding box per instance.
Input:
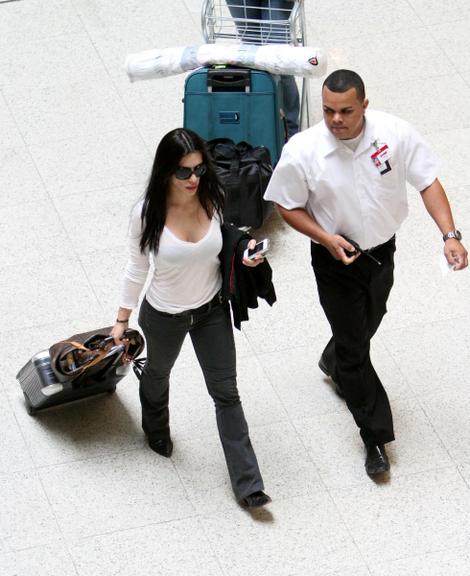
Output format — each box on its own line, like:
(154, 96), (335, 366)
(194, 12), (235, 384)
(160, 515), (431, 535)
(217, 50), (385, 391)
(49, 327), (145, 383)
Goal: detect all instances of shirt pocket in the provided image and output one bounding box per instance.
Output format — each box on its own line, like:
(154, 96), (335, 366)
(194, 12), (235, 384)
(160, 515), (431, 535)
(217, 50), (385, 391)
(369, 152), (402, 195)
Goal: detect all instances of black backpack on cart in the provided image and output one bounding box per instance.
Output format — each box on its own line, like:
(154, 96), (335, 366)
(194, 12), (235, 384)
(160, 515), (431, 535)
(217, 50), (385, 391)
(207, 138), (273, 229)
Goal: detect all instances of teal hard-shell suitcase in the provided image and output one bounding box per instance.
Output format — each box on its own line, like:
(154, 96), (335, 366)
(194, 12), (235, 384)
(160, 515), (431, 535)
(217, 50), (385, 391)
(183, 66), (286, 166)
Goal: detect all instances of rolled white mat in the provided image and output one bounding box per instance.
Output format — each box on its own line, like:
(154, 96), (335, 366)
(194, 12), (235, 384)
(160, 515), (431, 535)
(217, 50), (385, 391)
(126, 43), (327, 82)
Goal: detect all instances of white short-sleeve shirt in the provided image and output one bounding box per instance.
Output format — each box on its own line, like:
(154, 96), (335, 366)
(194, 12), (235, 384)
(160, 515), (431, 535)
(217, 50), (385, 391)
(264, 109), (439, 249)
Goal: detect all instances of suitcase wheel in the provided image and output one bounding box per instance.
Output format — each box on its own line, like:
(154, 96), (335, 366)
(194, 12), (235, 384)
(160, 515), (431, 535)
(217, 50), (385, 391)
(23, 393), (37, 416)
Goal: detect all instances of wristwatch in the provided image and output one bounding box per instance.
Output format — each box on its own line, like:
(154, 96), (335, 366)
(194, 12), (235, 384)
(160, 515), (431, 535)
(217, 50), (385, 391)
(442, 230), (462, 242)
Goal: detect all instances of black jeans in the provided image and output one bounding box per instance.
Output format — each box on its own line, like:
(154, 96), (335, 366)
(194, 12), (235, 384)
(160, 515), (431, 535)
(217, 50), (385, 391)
(311, 237), (396, 446)
(138, 298), (264, 500)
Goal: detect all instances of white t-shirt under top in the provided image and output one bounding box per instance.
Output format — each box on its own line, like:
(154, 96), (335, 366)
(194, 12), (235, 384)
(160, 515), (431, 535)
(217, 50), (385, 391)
(341, 128), (365, 153)
(120, 201), (223, 313)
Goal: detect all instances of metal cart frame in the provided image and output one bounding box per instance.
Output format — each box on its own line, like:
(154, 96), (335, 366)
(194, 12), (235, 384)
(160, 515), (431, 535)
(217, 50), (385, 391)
(201, 0), (312, 129)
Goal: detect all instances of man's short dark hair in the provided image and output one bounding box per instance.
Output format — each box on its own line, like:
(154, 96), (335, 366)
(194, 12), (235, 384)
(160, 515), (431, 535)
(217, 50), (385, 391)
(323, 69), (365, 102)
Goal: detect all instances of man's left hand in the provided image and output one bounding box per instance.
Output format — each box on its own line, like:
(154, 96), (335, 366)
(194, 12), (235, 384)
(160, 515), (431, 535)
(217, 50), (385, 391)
(444, 238), (468, 270)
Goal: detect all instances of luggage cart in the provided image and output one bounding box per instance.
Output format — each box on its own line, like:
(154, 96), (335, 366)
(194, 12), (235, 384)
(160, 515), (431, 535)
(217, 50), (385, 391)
(201, 0), (312, 129)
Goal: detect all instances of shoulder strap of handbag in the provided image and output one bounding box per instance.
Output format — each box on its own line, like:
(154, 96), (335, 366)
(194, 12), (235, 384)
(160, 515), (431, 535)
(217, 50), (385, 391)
(60, 340), (118, 375)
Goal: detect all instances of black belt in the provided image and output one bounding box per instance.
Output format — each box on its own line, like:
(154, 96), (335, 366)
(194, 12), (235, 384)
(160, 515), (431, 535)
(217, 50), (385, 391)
(363, 235), (395, 253)
(154, 291), (223, 319)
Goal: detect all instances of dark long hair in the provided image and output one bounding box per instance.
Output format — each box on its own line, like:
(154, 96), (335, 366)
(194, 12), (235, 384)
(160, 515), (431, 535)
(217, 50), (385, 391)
(139, 128), (224, 254)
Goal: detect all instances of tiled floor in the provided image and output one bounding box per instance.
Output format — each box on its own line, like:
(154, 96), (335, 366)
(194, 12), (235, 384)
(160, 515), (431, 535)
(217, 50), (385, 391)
(1, 1), (470, 575)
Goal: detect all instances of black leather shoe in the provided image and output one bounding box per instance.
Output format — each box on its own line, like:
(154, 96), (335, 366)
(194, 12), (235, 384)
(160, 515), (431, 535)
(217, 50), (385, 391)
(241, 491), (272, 508)
(318, 356), (344, 398)
(148, 438), (173, 458)
(365, 444), (390, 475)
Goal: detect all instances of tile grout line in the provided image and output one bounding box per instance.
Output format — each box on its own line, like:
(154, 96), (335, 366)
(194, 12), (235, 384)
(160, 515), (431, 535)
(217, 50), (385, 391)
(1, 9), (107, 324)
(251, 341), (339, 496)
(69, 0), (155, 159)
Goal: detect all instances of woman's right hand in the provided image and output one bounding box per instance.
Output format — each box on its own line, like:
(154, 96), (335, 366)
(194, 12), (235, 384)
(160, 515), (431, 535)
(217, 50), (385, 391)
(111, 322), (128, 345)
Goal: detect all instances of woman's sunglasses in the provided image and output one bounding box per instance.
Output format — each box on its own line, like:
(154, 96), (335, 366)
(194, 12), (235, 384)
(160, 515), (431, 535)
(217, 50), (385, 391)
(174, 164), (207, 180)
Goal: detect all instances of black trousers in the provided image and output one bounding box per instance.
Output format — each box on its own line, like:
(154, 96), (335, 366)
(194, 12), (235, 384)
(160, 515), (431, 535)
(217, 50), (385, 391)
(311, 237), (396, 446)
(138, 298), (264, 500)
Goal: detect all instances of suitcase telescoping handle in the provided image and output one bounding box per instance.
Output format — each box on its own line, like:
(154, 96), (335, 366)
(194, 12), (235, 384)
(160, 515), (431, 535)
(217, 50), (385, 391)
(207, 68), (251, 92)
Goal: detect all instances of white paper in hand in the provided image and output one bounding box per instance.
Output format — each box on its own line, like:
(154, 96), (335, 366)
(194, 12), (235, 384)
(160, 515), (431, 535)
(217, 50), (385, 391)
(439, 253), (454, 276)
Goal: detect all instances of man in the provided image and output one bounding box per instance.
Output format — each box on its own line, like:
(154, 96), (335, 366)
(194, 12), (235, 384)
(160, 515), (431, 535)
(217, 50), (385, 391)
(264, 69), (468, 476)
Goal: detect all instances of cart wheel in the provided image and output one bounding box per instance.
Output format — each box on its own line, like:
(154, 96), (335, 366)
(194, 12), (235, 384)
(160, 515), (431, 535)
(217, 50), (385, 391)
(23, 394), (37, 416)
(107, 386), (117, 395)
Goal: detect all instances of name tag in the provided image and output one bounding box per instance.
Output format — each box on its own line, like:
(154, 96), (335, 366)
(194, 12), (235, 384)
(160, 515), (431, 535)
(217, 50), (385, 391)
(371, 144), (391, 175)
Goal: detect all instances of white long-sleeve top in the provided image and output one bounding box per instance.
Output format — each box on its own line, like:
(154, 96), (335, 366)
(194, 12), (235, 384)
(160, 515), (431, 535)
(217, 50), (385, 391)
(120, 201), (223, 313)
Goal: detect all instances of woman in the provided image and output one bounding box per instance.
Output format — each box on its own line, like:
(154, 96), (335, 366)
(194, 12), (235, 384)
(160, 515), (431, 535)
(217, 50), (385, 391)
(111, 128), (270, 508)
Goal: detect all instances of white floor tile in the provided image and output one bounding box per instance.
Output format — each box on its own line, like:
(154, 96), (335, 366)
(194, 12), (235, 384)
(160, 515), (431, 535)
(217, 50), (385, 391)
(370, 336), (416, 402)
(420, 391), (470, 464)
(234, 356), (290, 426)
(173, 420), (325, 514)
(70, 518), (222, 576)
(258, 345), (349, 421)
(162, 364), (221, 441)
(372, 545), (470, 576)
(113, 72), (187, 152)
(330, 467), (470, 564)
(0, 95), (23, 150)
(0, 543), (77, 576)
(313, 0), (422, 43)
(366, 75), (470, 135)
(0, 470), (60, 552)
(11, 376), (143, 467)
(248, 421), (326, 500)
(0, 390), (34, 475)
(0, 0), (82, 54)
(167, 355), (288, 442)
(458, 463), (470, 487)
(412, 0), (470, 24)
(171, 434), (235, 514)
(0, 257), (103, 332)
(201, 494), (366, 576)
(3, 77), (134, 145)
(381, 257), (468, 331)
(430, 20), (470, 74)
(0, 146), (47, 208)
(0, 199), (73, 267)
(241, 280), (330, 353)
(79, 248), (128, 319)
(39, 450), (195, 540)
(381, 317), (470, 397)
(73, 0), (201, 76)
(54, 185), (140, 254)
(29, 129), (151, 198)
(327, 27), (450, 87)
(427, 127), (470, 188)
(294, 411), (371, 489)
(389, 397), (454, 474)
(388, 191), (454, 267)
(0, 31), (109, 90)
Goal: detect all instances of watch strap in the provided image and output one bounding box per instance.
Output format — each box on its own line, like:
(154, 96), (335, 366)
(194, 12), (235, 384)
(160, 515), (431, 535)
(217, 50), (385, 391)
(442, 230), (462, 242)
